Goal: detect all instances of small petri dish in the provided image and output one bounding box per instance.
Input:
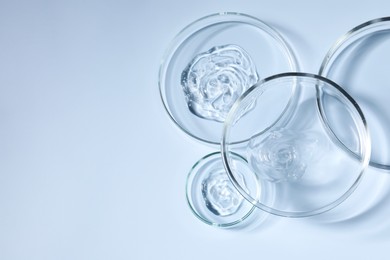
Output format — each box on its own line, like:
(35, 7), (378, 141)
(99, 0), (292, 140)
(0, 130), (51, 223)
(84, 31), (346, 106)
(222, 73), (371, 217)
(159, 12), (298, 145)
(319, 17), (390, 171)
(186, 152), (264, 228)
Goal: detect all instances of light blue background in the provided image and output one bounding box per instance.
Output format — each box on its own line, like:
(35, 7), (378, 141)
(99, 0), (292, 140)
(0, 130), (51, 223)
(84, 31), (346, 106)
(1, 0), (390, 259)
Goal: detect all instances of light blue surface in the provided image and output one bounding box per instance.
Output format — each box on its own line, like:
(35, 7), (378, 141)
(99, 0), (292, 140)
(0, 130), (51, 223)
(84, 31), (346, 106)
(1, 0), (390, 259)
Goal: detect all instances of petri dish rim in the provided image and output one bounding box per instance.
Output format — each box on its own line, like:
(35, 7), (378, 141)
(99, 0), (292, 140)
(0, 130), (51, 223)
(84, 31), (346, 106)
(221, 72), (371, 218)
(158, 12), (298, 145)
(319, 16), (390, 170)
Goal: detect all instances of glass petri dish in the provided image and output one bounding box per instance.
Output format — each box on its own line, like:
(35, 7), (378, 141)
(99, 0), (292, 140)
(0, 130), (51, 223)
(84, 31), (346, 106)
(159, 12), (298, 145)
(319, 17), (390, 171)
(221, 73), (371, 217)
(186, 152), (264, 228)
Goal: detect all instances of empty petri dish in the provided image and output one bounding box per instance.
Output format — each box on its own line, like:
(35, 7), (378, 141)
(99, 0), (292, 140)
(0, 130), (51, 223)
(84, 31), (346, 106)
(222, 73), (371, 217)
(159, 12), (298, 145)
(186, 152), (265, 228)
(319, 17), (390, 171)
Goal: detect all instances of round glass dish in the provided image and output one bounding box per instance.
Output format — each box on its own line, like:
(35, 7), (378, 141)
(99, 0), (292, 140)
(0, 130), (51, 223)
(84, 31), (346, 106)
(186, 152), (262, 228)
(159, 12), (298, 145)
(222, 73), (371, 217)
(319, 17), (390, 170)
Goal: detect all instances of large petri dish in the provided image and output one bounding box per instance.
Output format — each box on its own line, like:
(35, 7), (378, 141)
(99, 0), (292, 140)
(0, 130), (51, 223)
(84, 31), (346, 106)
(319, 17), (390, 170)
(222, 73), (371, 217)
(159, 12), (298, 145)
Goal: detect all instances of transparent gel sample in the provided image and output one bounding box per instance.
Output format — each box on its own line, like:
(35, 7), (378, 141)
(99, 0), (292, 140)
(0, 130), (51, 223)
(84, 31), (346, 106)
(181, 44), (259, 122)
(247, 128), (325, 183)
(201, 169), (246, 216)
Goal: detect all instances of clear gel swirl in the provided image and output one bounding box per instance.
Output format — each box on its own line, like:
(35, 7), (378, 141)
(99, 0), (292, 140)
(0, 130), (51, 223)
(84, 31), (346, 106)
(181, 44), (259, 122)
(247, 128), (324, 182)
(201, 170), (246, 216)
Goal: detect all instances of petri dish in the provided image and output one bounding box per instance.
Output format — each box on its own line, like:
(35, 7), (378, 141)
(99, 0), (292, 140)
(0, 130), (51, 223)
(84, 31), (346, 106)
(159, 12), (298, 145)
(222, 73), (371, 217)
(319, 17), (390, 171)
(186, 152), (265, 228)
